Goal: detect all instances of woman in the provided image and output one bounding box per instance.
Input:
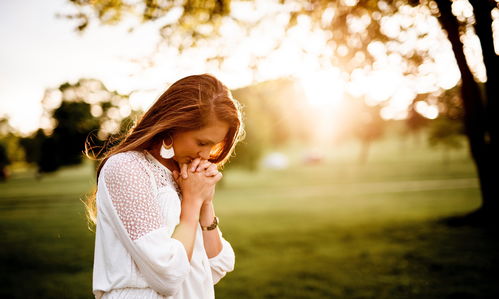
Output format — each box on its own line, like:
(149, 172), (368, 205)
(87, 74), (244, 298)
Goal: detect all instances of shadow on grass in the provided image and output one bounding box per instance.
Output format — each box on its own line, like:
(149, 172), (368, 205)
(218, 216), (499, 299)
(439, 207), (499, 231)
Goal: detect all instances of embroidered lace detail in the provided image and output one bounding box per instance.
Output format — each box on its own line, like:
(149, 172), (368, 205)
(142, 151), (181, 193)
(102, 151), (165, 241)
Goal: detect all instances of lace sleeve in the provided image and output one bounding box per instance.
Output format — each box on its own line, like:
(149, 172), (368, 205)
(102, 152), (163, 241)
(98, 152), (190, 297)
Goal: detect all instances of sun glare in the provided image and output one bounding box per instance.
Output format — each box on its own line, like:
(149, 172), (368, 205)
(298, 69), (345, 108)
(415, 101), (439, 119)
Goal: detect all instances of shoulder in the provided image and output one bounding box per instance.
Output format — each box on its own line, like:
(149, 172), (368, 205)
(101, 151), (148, 179)
(103, 151), (144, 168)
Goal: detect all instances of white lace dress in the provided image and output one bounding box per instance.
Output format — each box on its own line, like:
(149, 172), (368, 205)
(92, 150), (235, 299)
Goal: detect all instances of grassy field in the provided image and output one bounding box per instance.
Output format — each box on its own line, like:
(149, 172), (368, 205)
(1, 136), (498, 298)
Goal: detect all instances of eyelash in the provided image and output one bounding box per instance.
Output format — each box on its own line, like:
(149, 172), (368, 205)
(198, 142), (208, 146)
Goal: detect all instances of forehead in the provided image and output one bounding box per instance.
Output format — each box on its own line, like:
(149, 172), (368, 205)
(187, 120), (229, 143)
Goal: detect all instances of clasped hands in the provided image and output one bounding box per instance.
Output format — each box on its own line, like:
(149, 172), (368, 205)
(171, 158), (222, 204)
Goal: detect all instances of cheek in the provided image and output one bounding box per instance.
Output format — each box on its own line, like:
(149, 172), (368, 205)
(173, 137), (197, 156)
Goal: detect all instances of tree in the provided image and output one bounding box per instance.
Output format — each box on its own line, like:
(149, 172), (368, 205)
(65, 0), (499, 220)
(52, 101), (100, 166)
(429, 116), (465, 164)
(20, 79), (132, 174)
(19, 129), (45, 165)
(425, 85), (464, 163)
(355, 102), (386, 164)
(434, 0), (498, 220)
(0, 117), (25, 181)
(405, 94), (432, 146)
(0, 142), (10, 181)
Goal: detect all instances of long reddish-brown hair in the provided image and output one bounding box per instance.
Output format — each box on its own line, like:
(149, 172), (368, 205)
(83, 74), (245, 228)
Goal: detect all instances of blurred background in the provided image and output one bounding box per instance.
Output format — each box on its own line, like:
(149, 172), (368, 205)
(1, 0), (498, 298)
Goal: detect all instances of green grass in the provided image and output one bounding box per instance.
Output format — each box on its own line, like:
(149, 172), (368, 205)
(1, 136), (497, 298)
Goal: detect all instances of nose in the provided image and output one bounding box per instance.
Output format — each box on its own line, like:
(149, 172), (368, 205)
(198, 148), (211, 160)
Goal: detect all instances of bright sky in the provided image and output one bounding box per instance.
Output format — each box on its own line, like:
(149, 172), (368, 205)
(0, 0), (483, 137)
(0, 0), (233, 135)
(0, 0), (330, 134)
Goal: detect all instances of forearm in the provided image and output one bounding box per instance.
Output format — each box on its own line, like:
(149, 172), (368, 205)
(200, 201), (223, 258)
(172, 196), (203, 261)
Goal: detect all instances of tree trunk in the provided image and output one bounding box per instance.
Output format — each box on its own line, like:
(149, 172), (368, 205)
(435, 0), (499, 219)
(469, 0), (499, 151)
(469, 0), (499, 216)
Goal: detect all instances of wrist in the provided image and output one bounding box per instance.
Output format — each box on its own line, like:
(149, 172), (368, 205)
(179, 209), (200, 226)
(182, 194), (205, 206)
(180, 196), (203, 221)
(202, 200), (213, 209)
(199, 201), (215, 226)
(201, 216), (219, 231)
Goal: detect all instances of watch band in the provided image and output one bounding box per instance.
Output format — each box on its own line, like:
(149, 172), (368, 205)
(201, 216), (219, 231)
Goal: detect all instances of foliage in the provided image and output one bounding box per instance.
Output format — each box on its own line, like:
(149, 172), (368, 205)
(20, 102), (99, 174)
(0, 118), (26, 180)
(405, 98), (431, 134)
(45, 78), (132, 140)
(55, 101), (100, 166)
(427, 85), (465, 152)
(64, 0), (231, 52)
(428, 117), (464, 150)
(19, 79), (133, 174)
(0, 134), (26, 165)
(0, 142), (9, 181)
(64, 0), (447, 138)
(62, 0), (499, 211)
(64, 0), (429, 73)
(0, 142), (9, 166)
(19, 129), (45, 165)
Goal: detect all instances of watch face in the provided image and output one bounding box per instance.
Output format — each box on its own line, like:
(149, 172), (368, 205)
(208, 217), (218, 229)
(202, 217), (219, 231)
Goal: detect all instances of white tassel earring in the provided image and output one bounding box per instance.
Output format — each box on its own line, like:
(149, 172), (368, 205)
(160, 136), (175, 159)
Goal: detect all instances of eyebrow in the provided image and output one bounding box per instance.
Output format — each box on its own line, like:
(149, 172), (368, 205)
(198, 138), (217, 145)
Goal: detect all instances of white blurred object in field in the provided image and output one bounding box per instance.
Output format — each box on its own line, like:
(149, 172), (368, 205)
(261, 152), (289, 170)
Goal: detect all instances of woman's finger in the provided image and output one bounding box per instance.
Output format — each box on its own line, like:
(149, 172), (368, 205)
(181, 163), (188, 179)
(203, 164), (218, 176)
(204, 169), (219, 177)
(196, 160), (212, 172)
(212, 172), (223, 183)
(189, 158), (201, 172)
